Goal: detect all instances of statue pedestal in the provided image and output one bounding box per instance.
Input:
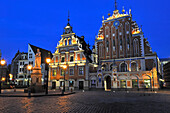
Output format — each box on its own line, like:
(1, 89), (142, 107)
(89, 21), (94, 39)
(30, 67), (44, 93)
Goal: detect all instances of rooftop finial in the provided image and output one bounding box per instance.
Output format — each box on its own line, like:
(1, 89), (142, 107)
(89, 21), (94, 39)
(67, 10), (70, 26)
(122, 6), (125, 14)
(115, 0), (117, 10)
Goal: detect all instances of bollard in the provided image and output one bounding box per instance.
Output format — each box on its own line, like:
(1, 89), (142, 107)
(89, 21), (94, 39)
(28, 89), (31, 97)
(14, 88), (16, 92)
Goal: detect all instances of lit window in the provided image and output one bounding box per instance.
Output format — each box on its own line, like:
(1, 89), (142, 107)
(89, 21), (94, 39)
(79, 67), (84, 75)
(70, 68), (74, 75)
(53, 70), (56, 76)
(61, 69), (65, 76)
(69, 81), (74, 87)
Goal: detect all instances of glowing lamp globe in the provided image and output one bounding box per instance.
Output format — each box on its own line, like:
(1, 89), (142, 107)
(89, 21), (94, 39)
(46, 58), (51, 64)
(0, 59), (6, 65)
(27, 65), (32, 70)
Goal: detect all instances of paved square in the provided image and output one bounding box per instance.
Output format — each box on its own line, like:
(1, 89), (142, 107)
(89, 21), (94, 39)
(0, 91), (170, 113)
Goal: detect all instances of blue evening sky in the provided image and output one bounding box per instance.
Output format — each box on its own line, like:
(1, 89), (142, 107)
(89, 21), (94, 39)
(0, 0), (170, 64)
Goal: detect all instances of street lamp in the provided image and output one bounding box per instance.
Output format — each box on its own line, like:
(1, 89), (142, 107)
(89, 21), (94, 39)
(151, 61), (155, 92)
(0, 59), (6, 94)
(46, 58), (51, 95)
(62, 65), (67, 95)
(27, 65), (32, 87)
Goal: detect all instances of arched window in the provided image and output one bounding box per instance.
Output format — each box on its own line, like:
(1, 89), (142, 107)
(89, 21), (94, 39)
(120, 62), (127, 72)
(69, 39), (71, 45)
(65, 40), (67, 46)
(131, 62), (137, 72)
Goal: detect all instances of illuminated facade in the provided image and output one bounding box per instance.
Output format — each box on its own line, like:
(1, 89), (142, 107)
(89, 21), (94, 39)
(89, 2), (161, 90)
(49, 21), (92, 90)
(49, 1), (162, 91)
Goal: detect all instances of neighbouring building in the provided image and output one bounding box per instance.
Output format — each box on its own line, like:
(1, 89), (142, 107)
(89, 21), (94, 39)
(15, 52), (28, 86)
(160, 58), (170, 78)
(28, 44), (52, 85)
(11, 44), (52, 86)
(49, 19), (92, 90)
(0, 50), (8, 83)
(162, 60), (170, 88)
(89, 2), (161, 90)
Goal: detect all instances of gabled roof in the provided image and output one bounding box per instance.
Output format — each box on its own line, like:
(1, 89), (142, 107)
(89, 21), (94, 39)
(28, 44), (52, 64)
(74, 35), (92, 63)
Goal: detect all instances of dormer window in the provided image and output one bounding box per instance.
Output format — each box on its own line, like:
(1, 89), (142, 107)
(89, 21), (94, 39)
(61, 57), (65, 62)
(70, 56), (74, 62)
(69, 39), (71, 45)
(65, 40), (67, 46)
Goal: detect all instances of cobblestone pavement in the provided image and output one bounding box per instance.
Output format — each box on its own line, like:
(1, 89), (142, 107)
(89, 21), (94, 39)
(0, 91), (170, 113)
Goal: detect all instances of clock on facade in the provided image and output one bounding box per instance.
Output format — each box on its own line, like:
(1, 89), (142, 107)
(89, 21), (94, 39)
(113, 20), (120, 29)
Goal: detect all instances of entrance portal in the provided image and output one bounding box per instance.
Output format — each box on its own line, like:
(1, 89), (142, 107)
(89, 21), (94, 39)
(52, 82), (56, 89)
(105, 76), (111, 90)
(79, 81), (84, 90)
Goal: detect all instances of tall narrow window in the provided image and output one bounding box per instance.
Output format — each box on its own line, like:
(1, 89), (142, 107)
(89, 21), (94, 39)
(106, 40), (109, 52)
(133, 38), (139, 56)
(61, 69), (65, 76)
(99, 44), (103, 58)
(79, 67), (84, 75)
(61, 57), (65, 62)
(120, 39), (122, 50)
(69, 39), (71, 45)
(53, 70), (56, 76)
(69, 68), (74, 75)
(65, 40), (67, 46)
(70, 56), (74, 62)
(127, 36), (130, 50)
(113, 39), (115, 51)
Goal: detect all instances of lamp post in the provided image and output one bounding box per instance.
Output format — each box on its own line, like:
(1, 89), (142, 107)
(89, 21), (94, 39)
(152, 61), (155, 92)
(9, 74), (13, 84)
(46, 58), (51, 95)
(0, 59), (6, 94)
(62, 65), (67, 95)
(27, 65), (32, 87)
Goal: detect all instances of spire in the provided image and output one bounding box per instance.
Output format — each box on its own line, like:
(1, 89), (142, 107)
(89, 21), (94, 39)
(122, 6), (125, 14)
(67, 10), (70, 26)
(115, 0), (117, 10)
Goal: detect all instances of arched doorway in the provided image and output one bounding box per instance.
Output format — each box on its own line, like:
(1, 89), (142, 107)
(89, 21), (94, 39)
(105, 76), (111, 90)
